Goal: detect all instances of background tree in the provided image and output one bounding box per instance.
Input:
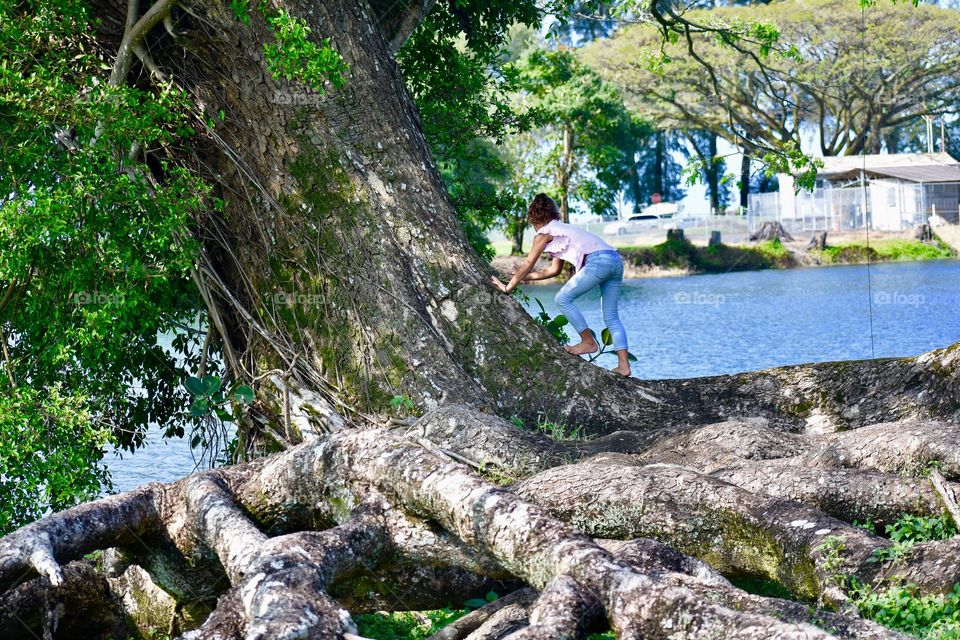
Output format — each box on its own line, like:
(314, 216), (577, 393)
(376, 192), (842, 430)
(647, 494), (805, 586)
(500, 129), (552, 254)
(397, 0), (541, 260)
(0, 0), (211, 530)
(629, 128), (688, 210)
(683, 129), (731, 213)
(514, 47), (638, 222)
(581, 0), (960, 199)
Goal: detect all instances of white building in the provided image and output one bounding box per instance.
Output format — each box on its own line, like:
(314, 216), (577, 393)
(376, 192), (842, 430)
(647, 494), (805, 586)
(750, 152), (960, 232)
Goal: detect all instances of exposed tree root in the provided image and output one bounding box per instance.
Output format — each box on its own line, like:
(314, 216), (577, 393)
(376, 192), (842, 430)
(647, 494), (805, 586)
(5, 399), (960, 639)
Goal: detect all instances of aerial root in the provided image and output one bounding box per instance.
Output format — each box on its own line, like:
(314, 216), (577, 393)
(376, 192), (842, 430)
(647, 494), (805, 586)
(504, 575), (597, 639)
(249, 429), (849, 639)
(427, 589), (537, 640)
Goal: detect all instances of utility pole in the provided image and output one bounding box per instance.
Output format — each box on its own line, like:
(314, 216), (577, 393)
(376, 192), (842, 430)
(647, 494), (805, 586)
(923, 115), (934, 153)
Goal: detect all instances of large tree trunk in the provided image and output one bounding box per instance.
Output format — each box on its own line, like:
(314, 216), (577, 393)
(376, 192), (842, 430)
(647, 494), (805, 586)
(107, 0), (681, 438)
(91, 0), (960, 445)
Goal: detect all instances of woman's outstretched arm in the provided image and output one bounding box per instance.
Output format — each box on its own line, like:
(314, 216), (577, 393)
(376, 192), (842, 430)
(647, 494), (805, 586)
(523, 258), (564, 282)
(491, 234), (552, 293)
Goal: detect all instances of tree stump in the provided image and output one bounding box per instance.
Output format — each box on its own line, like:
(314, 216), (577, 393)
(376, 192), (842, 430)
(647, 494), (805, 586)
(749, 221), (795, 243)
(667, 228), (685, 243)
(914, 223), (934, 242)
(708, 231), (722, 248)
(806, 231), (827, 251)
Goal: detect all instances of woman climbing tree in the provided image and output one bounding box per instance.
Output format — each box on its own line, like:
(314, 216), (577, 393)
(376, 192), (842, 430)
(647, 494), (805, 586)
(491, 194), (632, 376)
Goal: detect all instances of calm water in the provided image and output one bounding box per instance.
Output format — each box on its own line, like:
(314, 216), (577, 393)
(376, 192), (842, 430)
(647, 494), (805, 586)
(107, 260), (960, 492)
(525, 260), (960, 378)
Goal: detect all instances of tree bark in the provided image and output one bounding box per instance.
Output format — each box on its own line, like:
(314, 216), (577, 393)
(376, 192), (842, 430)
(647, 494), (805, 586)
(739, 151), (751, 211)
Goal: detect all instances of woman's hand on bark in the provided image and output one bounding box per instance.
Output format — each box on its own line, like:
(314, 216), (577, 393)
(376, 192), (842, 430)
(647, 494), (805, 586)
(491, 276), (510, 293)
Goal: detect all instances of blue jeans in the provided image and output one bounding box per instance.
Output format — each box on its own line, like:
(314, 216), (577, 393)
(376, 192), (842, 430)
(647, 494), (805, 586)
(554, 250), (628, 352)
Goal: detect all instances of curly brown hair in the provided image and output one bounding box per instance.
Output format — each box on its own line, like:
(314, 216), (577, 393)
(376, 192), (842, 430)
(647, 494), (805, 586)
(527, 193), (561, 227)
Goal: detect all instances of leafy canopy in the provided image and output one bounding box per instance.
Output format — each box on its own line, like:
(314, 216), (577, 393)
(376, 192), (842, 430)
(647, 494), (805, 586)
(397, 0), (543, 260)
(1, 1), (206, 528)
(511, 46), (638, 218)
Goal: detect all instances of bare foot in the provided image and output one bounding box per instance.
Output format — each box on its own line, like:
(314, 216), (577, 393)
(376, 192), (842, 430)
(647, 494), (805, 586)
(565, 339), (598, 356)
(612, 364), (632, 377)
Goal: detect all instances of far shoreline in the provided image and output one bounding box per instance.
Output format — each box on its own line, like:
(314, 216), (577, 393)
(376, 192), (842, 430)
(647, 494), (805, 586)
(491, 232), (958, 282)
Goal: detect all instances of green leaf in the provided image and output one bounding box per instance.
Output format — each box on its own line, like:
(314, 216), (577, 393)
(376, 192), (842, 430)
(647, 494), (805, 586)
(201, 375), (222, 395)
(627, 352), (638, 363)
(184, 376), (205, 396)
(485, 591), (499, 602)
(233, 385), (254, 405)
(215, 407), (235, 422)
(189, 398), (209, 417)
(553, 314), (568, 327)
(464, 599), (488, 609)
(601, 328), (613, 346)
(190, 434), (202, 448)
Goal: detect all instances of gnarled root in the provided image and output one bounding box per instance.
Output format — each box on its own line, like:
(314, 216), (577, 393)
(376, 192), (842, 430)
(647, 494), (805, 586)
(3, 401), (956, 639)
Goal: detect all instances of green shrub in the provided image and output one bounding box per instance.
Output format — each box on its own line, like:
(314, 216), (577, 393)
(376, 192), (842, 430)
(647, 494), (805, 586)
(887, 514), (957, 545)
(756, 238), (789, 259)
(854, 513), (960, 638)
(816, 239), (953, 264)
(0, 386), (112, 535)
(852, 582), (960, 639)
(354, 609), (466, 639)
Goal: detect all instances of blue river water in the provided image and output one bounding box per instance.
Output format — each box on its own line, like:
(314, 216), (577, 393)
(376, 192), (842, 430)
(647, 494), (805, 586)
(524, 259), (960, 379)
(106, 260), (960, 493)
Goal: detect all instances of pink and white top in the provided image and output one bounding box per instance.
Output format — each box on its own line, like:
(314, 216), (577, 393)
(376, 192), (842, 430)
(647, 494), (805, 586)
(537, 220), (617, 271)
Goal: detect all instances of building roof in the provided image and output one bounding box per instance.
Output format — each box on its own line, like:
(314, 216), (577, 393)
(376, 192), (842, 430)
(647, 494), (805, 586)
(819, 152), (960, 183)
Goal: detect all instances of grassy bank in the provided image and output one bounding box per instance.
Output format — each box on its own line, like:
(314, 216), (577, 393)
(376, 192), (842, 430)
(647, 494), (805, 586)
(813, 238), (955, 264)
(619, 237), (797, 274)
(619, 236), (955, 276)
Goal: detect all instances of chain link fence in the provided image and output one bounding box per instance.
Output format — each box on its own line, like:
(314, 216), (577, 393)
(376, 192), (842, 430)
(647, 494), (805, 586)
(748, 181), (960, 234)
